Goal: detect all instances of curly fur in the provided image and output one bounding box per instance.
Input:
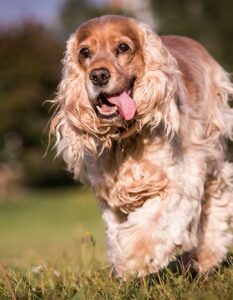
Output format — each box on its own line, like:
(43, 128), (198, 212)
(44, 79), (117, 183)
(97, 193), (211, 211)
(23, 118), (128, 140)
(50, 15), (233, 279)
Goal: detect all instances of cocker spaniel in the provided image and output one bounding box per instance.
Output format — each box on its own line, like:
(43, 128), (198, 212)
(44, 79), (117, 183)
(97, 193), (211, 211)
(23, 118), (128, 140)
(51, 15), (233, 279)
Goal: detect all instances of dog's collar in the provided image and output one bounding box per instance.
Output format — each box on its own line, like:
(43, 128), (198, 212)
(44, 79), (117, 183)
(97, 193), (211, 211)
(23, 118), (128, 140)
(112, 122), (138, 140)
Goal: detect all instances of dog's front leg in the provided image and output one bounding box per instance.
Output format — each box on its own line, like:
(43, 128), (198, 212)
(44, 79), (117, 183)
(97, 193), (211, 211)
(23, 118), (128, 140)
(113, 192), (201, 279)
(98, 199), (127, 267)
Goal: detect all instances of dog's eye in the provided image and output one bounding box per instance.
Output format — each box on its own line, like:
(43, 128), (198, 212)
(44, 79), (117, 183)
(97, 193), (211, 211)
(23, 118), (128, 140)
(80, 47), (91, 58)
(118, 43), (130, 53)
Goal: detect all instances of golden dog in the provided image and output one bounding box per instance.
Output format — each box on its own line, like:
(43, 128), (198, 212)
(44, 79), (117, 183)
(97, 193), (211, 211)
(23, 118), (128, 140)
(51, 15), (233, 279)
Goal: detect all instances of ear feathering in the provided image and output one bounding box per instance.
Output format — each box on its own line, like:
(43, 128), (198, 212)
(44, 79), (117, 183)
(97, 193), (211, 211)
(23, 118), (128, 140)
(50, 34), (115, 175)
(209, 67), (233, 140)
(134, 22), (182, 138)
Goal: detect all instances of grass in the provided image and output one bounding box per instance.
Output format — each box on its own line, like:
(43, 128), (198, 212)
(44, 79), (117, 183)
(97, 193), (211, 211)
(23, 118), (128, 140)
(1, 188), (233, 299)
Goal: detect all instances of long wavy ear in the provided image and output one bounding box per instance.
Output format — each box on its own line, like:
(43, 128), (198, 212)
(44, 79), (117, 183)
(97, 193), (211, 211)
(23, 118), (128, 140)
(50, 35), (85, 177)
(50, 34), (103, 179)
(134, 22), (184, 138)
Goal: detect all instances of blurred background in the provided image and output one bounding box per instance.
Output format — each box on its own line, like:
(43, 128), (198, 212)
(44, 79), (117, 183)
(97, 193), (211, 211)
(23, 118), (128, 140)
(0, 0), (232, 268)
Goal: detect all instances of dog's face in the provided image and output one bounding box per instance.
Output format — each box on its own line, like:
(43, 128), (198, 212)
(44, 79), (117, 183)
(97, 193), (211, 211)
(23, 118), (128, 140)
(75, 16), (145, 123)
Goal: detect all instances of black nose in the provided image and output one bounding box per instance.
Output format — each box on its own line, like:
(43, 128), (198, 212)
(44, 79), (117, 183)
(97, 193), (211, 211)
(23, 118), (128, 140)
(89, 68), (111, 86)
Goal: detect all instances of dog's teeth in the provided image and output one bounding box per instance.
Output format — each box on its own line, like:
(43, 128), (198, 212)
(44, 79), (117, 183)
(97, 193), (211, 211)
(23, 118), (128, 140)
(96, 106), (103, 113)
(97, 105), (118, 116)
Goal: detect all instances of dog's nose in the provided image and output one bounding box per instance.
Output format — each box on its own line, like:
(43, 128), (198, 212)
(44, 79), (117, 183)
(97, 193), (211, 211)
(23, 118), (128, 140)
(89, 68), (111, 86)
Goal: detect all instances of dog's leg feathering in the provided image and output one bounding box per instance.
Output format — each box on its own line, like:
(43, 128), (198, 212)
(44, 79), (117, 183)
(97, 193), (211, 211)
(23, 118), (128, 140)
(112, 192), (200, 279)
(193, 162), (233, 272)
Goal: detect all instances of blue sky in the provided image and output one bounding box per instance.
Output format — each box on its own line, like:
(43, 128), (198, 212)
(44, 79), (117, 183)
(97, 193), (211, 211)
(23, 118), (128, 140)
(0, 0), (104, 26)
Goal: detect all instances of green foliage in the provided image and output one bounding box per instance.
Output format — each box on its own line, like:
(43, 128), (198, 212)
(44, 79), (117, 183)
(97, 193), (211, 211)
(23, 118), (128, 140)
(151, 0), (233, 70)
(59, 0), (126, 38)
(59, 0), (102, 37)
(0, 22), (73, 186)
(0, 23), (60, 140)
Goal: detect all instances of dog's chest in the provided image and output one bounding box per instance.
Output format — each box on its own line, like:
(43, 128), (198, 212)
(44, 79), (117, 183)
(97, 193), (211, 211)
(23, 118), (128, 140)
(84, 140), (174, 213)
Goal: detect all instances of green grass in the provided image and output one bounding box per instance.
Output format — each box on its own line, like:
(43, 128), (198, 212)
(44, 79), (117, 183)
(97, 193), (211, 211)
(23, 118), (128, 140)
(1, 188), (233, 299)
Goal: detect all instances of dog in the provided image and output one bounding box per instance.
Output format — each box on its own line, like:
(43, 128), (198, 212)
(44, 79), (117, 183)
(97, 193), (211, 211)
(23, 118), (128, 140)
(51, 15), (233, 279)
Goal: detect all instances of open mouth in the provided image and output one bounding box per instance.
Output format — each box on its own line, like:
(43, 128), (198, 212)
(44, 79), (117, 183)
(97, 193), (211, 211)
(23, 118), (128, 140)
(96, 93), (119, 119)
(95, 89), (137, 121)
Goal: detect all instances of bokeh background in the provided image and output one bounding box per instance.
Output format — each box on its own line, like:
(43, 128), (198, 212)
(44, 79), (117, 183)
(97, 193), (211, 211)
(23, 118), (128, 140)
(0, 0), (232, 271)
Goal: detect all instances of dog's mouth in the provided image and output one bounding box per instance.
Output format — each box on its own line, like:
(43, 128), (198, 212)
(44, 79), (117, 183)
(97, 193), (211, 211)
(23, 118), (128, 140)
(94, 76), (137, 121)
(94, 79), (137, 121)
(95, 93), (119, 119)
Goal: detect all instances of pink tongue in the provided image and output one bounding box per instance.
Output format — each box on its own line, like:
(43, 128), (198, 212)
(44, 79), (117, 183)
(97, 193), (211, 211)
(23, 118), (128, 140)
(106, 91), (136, 120)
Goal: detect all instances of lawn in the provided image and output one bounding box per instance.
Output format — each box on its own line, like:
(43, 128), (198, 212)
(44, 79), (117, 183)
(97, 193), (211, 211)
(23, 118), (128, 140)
(1, 188), (233, 299)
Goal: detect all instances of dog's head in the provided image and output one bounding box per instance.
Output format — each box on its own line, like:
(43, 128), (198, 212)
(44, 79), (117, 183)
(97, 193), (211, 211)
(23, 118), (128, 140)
(77, 16), (144, 124)
(51, 15), (180, 164)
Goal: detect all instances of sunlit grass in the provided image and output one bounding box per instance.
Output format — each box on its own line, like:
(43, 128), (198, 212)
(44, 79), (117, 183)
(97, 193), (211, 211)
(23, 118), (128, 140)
(0, 188), (105, 267)
(1, 188), (233, 299)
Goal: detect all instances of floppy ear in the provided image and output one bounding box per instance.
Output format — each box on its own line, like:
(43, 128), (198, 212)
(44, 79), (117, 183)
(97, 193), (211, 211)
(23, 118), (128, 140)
(49, 35), (83, 177)
(134, 22), (183, 138)
(54, 34), (98, 134)
(50, 34), (102, 179)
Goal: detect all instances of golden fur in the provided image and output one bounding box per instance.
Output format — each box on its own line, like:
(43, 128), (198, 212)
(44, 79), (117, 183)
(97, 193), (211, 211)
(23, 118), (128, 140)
(51, 15), (233, 279)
